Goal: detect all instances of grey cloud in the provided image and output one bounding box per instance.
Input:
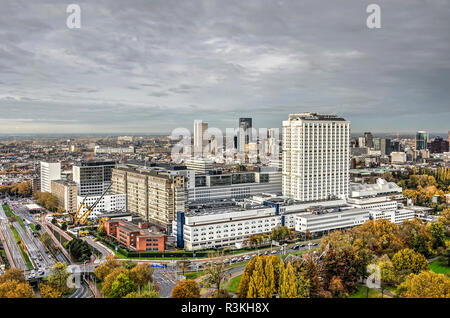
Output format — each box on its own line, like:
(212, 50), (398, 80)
(0, 0), (449, 133)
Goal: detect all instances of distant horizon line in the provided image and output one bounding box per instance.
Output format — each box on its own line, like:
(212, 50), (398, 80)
(0, 131), (448, 137)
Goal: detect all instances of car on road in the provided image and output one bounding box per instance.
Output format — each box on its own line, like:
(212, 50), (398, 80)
(243, 255), (250, 260)
(270, 250), (277, 254)
(264, 251), (269, 255)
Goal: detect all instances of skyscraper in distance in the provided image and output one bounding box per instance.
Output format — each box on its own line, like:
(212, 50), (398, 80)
(238, 118), (252, 153)
(193, 120), (209, 158)
(416, 131), (428, 150)
(364, 132), (374, 148)
(40, 161), (61, 193)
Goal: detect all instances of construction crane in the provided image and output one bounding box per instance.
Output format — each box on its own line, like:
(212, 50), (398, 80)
(69, 183), (112, 228)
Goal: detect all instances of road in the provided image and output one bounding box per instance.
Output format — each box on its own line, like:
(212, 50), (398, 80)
(69, 281), (93, 298)
(0, 220), (28, 270)
(13, 222), (55, 279)
(81, 236), (114, 264)
(41, 213), (74, 263)
(153, 268), (177, 298)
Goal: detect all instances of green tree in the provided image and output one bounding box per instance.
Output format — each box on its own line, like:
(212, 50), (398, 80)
(40, 283), (63, 298)
(397, 218), (433, 257)
(202, 255), (230, 298)
(129, 263), (154, 289)
(428, 222), (446, 249)
(392, 248), (429, 278)
(94, 255), (121, 281)
(47, 262), (70, 294)
(239, 255), (283, 298)
(124, 289), (160, 298)
(108, 273), (136, 298)
(270, 225), (291, 243)
(397, 271), (450, 298)
(97, 225), (107, 236)
(278, 262), (296, 298)
(247, 257), (266, 298)
(66, 238), (92, 262)
(171, 280), (200, 298)
(295, 268), (311, 298)
(321, 246), (362, 295)
(101, 267), (129, 296)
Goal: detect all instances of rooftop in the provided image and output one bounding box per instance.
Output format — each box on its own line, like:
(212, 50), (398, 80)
(287, 113), (347, 122)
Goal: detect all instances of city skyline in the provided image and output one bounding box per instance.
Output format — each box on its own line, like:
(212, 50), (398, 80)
(0, 1), (449, 134)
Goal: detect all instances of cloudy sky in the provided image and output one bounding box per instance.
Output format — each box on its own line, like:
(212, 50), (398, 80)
(0, 0), (449, 134)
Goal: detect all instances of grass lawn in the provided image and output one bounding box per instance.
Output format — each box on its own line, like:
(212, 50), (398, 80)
(349, 284), (387, 298)
(29, 224), (38, 235)
(0, 249), (11, 269)
(429, 257), (450, 275)
(185, 271), (205, 280)
(2, 204), (13, 217)
(226, 274), (242, 294)
(3, 204), (27, 230)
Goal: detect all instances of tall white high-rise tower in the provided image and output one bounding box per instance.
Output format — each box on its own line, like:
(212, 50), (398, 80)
(282, 113), (350, 202)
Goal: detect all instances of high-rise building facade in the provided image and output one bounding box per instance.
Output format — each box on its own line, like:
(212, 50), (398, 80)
(364, 132), (374, 149)
(193, 120), (209, 158)
(357, 137), (365, 148)
(282, 113), (350, 202)
(40, 161), (61, 193)
(381, 138), (392, 156)
(111, 166), (187, 229)
(73, 161), (116, 196)
(428, 136), (449, 153)
(373, 138), (381, 151)
(415, 131), (428, 150)
(238, 118), (252, 153)
(51, 180), (77, 213)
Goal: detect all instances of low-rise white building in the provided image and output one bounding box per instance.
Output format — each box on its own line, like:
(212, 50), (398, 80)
(77, 193), (126, 220)
(391, 152), (407, 164)
(173, 179), (416, 251)
(295, 208), (370, 234)
(347, 178), (415, 225)
(174, 197), (346, 250)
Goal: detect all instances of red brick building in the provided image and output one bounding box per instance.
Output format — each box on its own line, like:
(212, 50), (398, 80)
(105, 220), (167, 252)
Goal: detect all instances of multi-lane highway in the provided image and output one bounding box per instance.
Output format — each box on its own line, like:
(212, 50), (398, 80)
(0, 220), (28, 270)
(12, 222), (55, 279)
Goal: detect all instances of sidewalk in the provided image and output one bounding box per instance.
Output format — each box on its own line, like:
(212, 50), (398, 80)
(86, 278), (102, 298)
